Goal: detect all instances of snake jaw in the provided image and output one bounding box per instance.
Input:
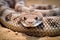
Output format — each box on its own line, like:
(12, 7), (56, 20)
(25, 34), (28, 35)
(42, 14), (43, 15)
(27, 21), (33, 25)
(20, 20), (43, 27)
(34, 21), (42, 27)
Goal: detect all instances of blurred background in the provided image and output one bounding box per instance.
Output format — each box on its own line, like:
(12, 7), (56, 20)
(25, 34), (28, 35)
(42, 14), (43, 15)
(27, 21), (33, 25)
(25, 0), (60, 7)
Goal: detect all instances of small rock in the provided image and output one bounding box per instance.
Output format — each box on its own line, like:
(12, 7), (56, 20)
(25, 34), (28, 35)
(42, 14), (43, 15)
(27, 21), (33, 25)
(15, 32), (18, 35)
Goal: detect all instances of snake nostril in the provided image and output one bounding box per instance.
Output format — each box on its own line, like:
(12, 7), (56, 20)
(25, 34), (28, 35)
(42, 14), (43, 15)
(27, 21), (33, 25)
(28, 22), (33, 23)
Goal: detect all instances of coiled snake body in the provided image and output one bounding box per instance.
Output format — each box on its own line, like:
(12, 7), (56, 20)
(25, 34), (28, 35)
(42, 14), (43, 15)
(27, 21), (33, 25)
(0, 0), (60, 37)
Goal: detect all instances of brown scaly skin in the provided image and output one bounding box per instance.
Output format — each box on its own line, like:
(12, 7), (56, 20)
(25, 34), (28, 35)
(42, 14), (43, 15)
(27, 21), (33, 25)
(0, 1), (60, 37)
(43, 16), (60, 37)
(0, 10), (60, 37)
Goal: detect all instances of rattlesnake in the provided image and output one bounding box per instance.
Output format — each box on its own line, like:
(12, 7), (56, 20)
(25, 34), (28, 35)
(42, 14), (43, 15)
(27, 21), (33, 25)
(0, 0), (60, 37)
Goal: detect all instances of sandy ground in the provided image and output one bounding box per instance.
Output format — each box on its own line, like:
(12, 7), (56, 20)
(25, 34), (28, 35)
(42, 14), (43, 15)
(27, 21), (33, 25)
(0, 0), (60, 40)
(0, 24), (60, 40)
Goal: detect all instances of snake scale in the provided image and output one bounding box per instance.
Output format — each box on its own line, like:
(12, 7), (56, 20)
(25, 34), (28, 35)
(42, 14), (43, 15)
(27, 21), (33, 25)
(0, 0), (60, 37)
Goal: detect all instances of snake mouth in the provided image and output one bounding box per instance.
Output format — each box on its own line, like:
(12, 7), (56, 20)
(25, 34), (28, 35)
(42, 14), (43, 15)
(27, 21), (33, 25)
(20, 21), (43, 28)
(20, 21), (44, 30)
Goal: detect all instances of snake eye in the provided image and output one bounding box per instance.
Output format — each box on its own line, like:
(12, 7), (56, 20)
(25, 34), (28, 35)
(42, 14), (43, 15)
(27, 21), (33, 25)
(5, 14), (12, 21)
(24, 17), (27, 20)
(35, 17), (38, 20)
